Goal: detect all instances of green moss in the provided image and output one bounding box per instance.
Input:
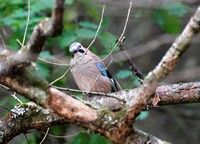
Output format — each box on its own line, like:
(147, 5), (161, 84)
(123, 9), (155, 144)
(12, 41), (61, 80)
(98, 105), (127, 127)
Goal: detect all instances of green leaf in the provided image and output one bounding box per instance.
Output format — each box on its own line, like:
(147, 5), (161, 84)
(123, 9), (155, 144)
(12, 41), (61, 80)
(65, 0), (75, 5)
(7, 35), (21, 50)
(152, 9), (181, 33)
(162, 2), (189, 17)
(79, 21), (98, 29)
(90, 133), (110, 144)
(9, 10), (28, 18)
(85, 1), (99, 20)
(36, 63), (50, 79)
(115, 70), (132, 79)
(23, 133), (38, 144)
(9, 0), (22, 4)
(136, 111), (149, 120)
(3, 17), (16, 27)
(59, 32), (77, 48)
(51, 125), (65, 136)
(71, 132), (110, 144)
(152, 2), (188, 34)
(32, 0), (53, 11)
(132, 77), (141, 87)
(39, 51), (53, 60)
(0, 97), (17, 110)
(75, 28), (96, 39)
(99, 32), (116, 54)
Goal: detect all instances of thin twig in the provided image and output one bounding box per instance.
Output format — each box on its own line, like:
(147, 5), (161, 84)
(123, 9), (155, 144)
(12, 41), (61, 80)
(0, 104), (12, 113)
(11, 92), (23, 104)
(49, 5), (105, 85)
(49, 68), (71, 85)
(102, 2), (133, 61)
(31, 62), (39, 71)
(89, 2), (133, 91)
(87, 5), (105, 49)
(40, 127), (50, 144)
(118, 38), (144, 83)
(38, 57), (69, 66)
(53, 85), (125, 103)
(43, 129), (83, 138)
(22, 0), (31, 46)
(16, 39), (23, 47)
(24, 134), (30, 144)
(0, 34), (7, 49)
(89, 55), (116, 92)
(52, 56), (69, 64)
(50, 59), (92, 85)
(0, 83), (10, 90)
(0, 104), (20, 115)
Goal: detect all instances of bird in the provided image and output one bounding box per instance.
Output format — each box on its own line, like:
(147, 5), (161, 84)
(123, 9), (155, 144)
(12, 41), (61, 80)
(69, 42), (119, 93)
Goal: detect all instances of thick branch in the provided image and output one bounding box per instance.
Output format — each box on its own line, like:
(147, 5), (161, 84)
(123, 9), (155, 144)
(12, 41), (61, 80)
(27, 0), (64, 54)
(48, 87), (98, 123)
(130, 5), (200, 117)
(0, 0), (64, 75)
(0, 75), (199, 143)
(0, 102), (166, 144)
(0, 76), (97, 122)
(156, 82), (200, 106)
(0, 76), (117, 142)
(116, 6), (200, 140)
(87, 82), (200, 109)
(0, 102), (65, 144)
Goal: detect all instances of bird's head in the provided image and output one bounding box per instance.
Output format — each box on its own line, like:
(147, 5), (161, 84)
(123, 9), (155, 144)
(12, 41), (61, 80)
(69, 42), (85, 55)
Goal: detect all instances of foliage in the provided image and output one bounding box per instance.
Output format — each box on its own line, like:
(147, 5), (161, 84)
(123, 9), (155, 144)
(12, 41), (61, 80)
(152, 2), (189, 33)
(71, 132), (110, 144)
(115, 69), (141, 87)
(136, 111), (149, 121)
(0, 0), (117, 80)
(115, 69), (132, 79)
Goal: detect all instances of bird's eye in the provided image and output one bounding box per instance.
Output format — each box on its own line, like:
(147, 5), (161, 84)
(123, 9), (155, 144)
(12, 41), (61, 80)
(72, 50), (78, 54)
(78, 49), (85, 53)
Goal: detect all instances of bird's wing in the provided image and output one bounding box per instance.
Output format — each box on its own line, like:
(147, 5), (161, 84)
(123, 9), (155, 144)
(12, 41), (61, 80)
(96, 62), (119, 92)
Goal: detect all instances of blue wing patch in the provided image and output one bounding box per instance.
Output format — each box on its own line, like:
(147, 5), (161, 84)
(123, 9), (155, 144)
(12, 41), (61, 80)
(96, 63), (119, 92)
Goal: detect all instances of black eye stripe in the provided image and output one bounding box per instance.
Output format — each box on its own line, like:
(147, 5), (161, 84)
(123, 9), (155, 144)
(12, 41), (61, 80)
(73, 50), (78, 54)
(78, 49), (85, 53)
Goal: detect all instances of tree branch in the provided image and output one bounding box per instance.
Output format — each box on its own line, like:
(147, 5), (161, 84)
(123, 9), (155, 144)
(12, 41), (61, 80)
(156, 82), (200, 106)
(0, 102), (167, 144)
(87, 82), (200, 109)
(107, 34), (200, 64)
(0, 102), (65, 144)
(0, 74), (200, 143)
(115, 6), (200, 142)
(128, 5), (200, 119)
(0, 0), (64, 75)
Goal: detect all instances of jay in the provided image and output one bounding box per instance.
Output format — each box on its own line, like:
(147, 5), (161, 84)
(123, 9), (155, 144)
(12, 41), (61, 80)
(69, 42), (119, 93)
